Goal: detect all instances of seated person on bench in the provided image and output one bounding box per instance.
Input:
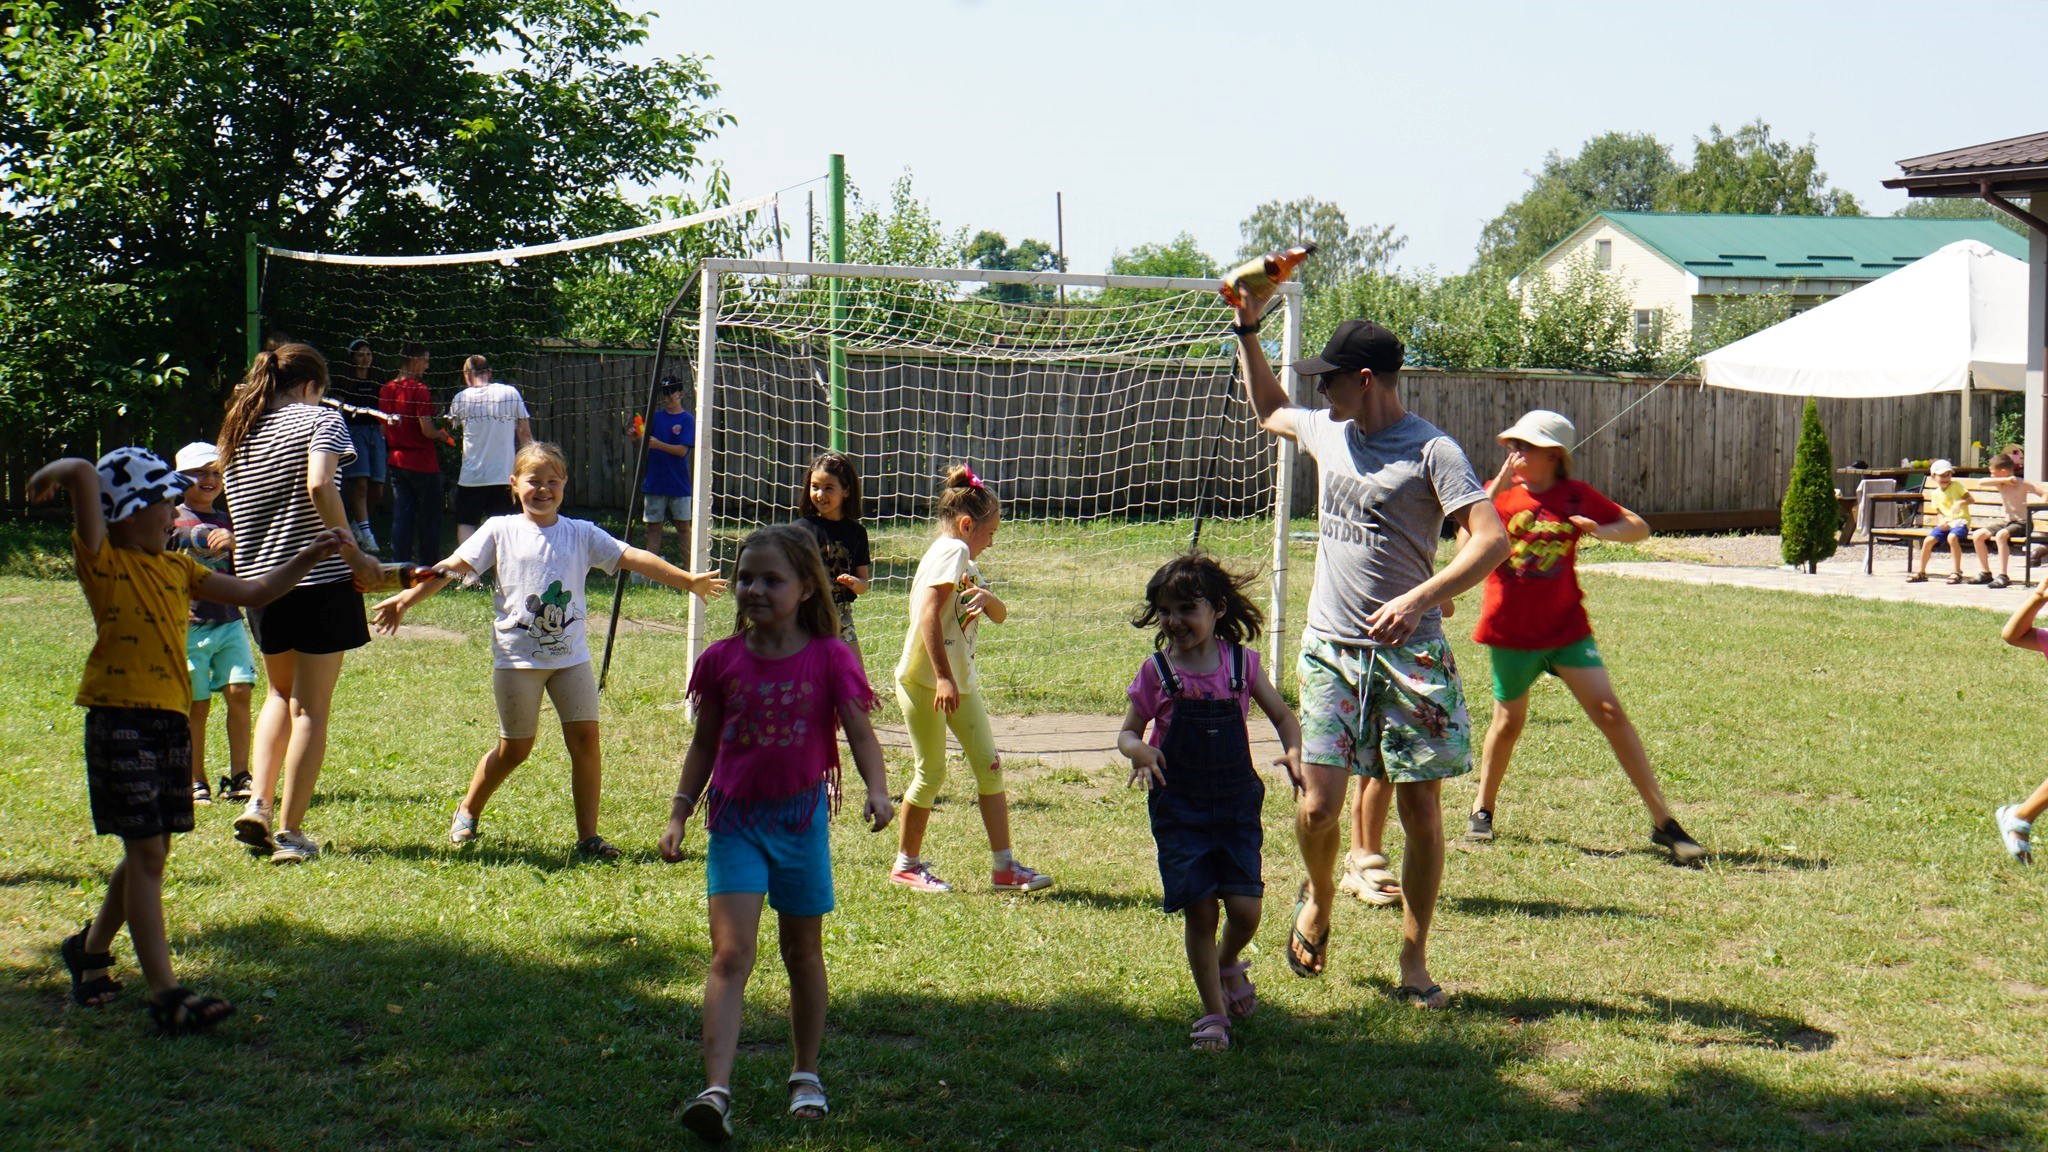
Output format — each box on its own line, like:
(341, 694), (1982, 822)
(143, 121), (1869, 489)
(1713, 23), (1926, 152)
(1909, 459), (1972, 585)
(1972, 453), (2042, 589)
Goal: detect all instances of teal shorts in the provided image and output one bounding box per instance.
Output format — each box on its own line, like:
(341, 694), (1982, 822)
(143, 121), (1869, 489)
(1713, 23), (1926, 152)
(188, 620), (257, 700)
(705, 786), (834, 917)
(1487, 636), (1604, 702)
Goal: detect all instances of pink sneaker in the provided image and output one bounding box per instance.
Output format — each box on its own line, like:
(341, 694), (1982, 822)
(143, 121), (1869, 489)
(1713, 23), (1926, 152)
(889, 862), (952, 893)
(991, 862), (1054, 892)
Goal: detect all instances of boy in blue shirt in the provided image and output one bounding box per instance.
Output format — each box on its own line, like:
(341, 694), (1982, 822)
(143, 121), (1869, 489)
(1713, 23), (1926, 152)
(632, 378), (696, 566)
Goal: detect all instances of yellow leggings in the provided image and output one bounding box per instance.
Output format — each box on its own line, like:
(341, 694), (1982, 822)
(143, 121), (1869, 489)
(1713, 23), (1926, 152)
(895, 678), (1004, 808)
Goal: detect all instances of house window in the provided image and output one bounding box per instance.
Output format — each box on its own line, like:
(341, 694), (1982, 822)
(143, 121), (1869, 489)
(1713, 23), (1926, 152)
(1595, 239), (1613, 270)
(1633, 309), (1660, 345)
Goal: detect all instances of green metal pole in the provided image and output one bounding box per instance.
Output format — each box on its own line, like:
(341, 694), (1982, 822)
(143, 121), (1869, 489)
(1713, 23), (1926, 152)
(244, 231), (261, 365)
(827, 153), (848, 452)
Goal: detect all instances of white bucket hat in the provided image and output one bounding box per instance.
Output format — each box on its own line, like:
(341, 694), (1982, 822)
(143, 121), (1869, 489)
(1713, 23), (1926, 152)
(1928, 458), (1955, 477)
(1498, 410), (1578, 472)
(174, 441), (221, 473)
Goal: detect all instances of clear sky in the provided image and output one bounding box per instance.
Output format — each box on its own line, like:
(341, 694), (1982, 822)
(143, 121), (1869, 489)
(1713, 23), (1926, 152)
(638, 0), (2048, 275)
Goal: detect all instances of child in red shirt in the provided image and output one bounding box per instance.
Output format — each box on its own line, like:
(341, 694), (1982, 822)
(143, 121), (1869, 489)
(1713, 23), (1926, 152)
(1464, 411), (1704, 864)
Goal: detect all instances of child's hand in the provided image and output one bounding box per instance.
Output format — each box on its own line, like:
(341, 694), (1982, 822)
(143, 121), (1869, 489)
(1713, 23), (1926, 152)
(303, 528), (345, 561)
(657, 815), (689, 862)
(1276, 746), (1305, 797)
(835, 573), (867, 597)
(206, 527), (234, 552)
(1439, 598), (1456, 620)
(1568, 515), (1603, 538)
(690, 572), (729, 601)
(961, 586), (997, 621)
(369, 593), (409, 635)
(864, 789), (895, 833)
(933, 677), (960, 714)
(1127, 743), (1167, 791)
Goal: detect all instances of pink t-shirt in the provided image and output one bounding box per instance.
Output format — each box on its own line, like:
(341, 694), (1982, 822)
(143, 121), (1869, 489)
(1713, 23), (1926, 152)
(1125, 642), (1261, 749)
(689, 633), (876, 831)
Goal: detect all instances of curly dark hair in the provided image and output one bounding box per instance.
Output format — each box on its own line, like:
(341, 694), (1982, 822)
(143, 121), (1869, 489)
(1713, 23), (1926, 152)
(1131, 552), (1264, 652)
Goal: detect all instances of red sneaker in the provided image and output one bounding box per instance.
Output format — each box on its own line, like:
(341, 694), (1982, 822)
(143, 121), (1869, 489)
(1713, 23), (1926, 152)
(991, 862), (1054, 892)
(889, 862), (952, 893)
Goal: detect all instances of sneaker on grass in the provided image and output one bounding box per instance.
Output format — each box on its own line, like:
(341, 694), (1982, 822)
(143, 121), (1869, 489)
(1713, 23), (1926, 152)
(889, 862), (952, 893)
(1465, 808), (1494, 842)
(1651, 818), (1706, 866)
(991, 862), (1054, 892)
(232, 803), (275, 854)
(271, 829), (320, 865)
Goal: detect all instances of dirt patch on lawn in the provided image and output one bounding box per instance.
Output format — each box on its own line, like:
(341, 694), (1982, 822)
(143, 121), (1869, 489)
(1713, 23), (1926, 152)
(384, 624), (466, 643)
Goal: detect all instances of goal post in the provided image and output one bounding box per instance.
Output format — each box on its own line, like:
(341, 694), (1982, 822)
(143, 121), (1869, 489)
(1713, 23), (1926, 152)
(669, 257), (1304, 708)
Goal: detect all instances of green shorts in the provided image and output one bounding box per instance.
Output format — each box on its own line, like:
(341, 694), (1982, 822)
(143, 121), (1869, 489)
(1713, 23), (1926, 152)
(1487, 636), (1604, 702)
(1297, 632), (1472, 784)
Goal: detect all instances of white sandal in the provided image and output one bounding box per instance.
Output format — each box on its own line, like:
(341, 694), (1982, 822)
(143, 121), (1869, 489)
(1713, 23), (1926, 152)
(787, 1071), (829, 1119)
(681, 1086), (733, 1144)
(1338, 853), (1403, 907)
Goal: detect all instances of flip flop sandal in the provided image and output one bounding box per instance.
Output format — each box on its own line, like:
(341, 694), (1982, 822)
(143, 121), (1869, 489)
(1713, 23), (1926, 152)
(682, 1086), (733, 1144)
(150, 987), (236, 1035)
(1394, 984), (1449, 1010)
(787, 1071), (829, 1120)
(1287, 881), (1329, 978)
(1219, 960), (1257, 1019)
(1189, 1012), (1231, 1052)
(60, 926), (121, 1007)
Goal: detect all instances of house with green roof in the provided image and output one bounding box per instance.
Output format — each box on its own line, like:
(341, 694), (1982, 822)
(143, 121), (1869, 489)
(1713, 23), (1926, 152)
(1529, 211), (2029, 343)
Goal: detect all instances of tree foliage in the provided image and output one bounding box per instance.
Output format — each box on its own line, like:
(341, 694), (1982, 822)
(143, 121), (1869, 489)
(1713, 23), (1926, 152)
(1685, 289), (1796, 361)
(964, 231), (1061, 304)
(1659, 120), (1862, 217)
(1475, 132), (1677, 276)
(1780, 397), (1840, 569)
(1895, 196), (2029, 235)
(1096, 233), (1220, 307)
(1237, 197), (1404, 296)
(0, 0), (729, 443)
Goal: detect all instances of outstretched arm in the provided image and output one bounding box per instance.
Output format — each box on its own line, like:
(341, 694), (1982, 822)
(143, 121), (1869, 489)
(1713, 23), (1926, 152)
(370, 556), (475, 633)
(1569, 507), (1650, 544)
(27, 458), (107, 554)
(616, 547), (726, 600)
(2002, 575), (2048, 650)
(196, 531), (345, 607)
(1228, 296), (1298, 441)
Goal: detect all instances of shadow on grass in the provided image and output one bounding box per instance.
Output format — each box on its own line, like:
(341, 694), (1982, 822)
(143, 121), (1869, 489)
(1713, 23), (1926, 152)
(347, 840), (650, 873)
(1040, 885), (1163, 914)
(1445, 894), (1652, 921)
(0, 866), (95, 889)
(6, 916), (2040, 1151)
(1542, 836), (1829, 872)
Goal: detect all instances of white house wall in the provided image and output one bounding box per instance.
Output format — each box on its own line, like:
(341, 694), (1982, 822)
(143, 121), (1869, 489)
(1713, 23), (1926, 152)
(1536, 220), (1700, 332)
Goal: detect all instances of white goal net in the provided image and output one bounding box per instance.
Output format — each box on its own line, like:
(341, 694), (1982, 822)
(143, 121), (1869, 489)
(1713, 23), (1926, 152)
(675, 259), (1304, 710)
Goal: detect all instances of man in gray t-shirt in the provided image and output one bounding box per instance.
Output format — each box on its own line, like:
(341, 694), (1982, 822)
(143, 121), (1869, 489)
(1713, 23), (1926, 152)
(1231, 303), (1507, 1008)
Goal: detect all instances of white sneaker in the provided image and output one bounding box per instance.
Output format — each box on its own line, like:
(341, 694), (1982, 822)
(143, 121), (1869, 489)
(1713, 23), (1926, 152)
(356, 523), (380, 553)
(232, 803), (275, 854)
(271, 829), (321, 865)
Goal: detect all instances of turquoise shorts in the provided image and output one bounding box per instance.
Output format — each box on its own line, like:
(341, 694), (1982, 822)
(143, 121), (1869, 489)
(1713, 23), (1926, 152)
(1487, 636), (1604, 702)
(188, 620), (257, 700)
(705, 786), (834, 917)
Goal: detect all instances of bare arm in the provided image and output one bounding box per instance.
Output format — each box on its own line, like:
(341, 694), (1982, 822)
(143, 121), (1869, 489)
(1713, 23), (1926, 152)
(309, 449), (382, 585)
(916, 583), (955, 684)
(1485, 456), (1519, 499)
(839, 702), (896, 832)
(1116, 700), (1166, 789)
(615, 547), (726, 600)
(2003, 576), (2048, 649)
(1228, 298), (1299, 440)
(658, 695), (724, 861)
(836, 565), (871, 598)
(1570, 506), (1651, 544)
(369, 556), (475, 633)
(1364, 498), (1510, 646)
(964, 584), (1006, 625)
(515, 417), (532, 448)
(26, 458), (106, 554)
(1249, 662), (1305, 795)
(195, 532), (344, 607)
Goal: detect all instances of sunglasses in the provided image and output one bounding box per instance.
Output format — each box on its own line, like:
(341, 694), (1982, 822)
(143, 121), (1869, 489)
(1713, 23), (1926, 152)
(1313, 369), (1363, 394)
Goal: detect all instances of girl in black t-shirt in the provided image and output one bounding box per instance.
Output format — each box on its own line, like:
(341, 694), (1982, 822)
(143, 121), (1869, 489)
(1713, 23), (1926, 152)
(798, 452), (871, 663)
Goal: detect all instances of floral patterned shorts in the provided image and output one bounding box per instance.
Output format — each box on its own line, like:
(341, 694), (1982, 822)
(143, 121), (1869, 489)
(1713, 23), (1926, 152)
(1297, 632), (1472, 783)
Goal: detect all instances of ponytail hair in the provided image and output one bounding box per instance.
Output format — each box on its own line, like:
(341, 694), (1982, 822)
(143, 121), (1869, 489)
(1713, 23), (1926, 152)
(731, 524), (841, 641)
(219, 343), (330, 462)
(934, 463), (998, 531)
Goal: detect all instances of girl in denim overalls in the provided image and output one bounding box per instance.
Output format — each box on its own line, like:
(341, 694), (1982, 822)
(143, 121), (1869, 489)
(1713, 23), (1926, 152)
(1117, 554), (1303, 1052)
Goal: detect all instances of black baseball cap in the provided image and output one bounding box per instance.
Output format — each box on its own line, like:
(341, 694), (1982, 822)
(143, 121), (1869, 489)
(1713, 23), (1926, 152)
(1292, 318), (1404, 377)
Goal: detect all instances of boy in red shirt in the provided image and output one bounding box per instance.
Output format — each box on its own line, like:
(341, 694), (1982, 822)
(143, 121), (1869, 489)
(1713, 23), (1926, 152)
(380, 342), (455, 565)
(1463, 411), (1704, 864)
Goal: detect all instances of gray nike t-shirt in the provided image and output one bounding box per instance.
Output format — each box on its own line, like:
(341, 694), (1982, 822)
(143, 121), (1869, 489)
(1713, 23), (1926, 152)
(1295, 409), (1487, 647)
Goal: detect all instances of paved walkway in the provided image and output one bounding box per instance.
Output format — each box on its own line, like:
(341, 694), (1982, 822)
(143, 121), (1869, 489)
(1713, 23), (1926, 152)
(874, 713), (1285, 770)
(1584, 550), (2038, 614)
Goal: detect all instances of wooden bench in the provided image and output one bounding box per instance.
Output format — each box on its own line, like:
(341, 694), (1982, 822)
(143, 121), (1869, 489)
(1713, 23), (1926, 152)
(1864, 483), (2048, 580)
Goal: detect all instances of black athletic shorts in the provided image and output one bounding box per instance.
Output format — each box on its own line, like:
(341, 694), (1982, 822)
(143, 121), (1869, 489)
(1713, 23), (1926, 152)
(453, 483), (517, 527)
(85, 707), (194, 840)
(246, 578), (369, 656)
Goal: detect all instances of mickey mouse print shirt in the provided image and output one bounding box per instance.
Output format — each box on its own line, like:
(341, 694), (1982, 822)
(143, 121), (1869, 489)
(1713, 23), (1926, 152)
(453, 514), (626, 669)
(1471, 478), (1623, 651)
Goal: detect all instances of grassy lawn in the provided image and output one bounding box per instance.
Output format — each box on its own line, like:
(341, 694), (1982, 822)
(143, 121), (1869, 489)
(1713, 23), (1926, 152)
(3, 536), (2047, 1149)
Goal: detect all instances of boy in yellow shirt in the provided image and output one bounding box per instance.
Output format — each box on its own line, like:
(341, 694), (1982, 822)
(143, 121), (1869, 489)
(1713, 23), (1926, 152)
(1909, 459), (1973, 585)
(32, 449), (338, 1034)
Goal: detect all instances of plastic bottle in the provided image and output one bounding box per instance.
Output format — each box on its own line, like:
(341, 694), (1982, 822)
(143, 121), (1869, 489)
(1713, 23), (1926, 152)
(355, 562), (447, 594)
(1218, 244), (1318, 309)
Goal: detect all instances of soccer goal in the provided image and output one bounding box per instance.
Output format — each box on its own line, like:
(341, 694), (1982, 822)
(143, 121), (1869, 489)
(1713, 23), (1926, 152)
(666, 259), (1306, 709)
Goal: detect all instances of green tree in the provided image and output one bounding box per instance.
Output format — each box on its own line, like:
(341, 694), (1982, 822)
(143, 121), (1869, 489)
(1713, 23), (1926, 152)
(1656, 120), (1862, 216)
(1475, 131), (1678, 275)
(1684, 289), (1796, 364)
(1237, 197), (1404, 296)
(964, 230), (1062, 304)
(1780, 397), (1840, 570)
(1097, 233), (1220, 307)
(0, 0), (727, 443)
(1895, 196), (2029, 235)
(1522, 253), (1661, 374)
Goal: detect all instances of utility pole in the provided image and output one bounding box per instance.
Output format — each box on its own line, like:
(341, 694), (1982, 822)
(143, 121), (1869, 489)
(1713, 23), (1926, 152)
(827, 155), (847, 451)
(1055, 192), (1067, 306)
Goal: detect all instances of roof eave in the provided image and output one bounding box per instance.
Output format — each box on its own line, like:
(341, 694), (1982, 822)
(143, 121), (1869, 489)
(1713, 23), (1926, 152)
(1882, 167), (2048, 195)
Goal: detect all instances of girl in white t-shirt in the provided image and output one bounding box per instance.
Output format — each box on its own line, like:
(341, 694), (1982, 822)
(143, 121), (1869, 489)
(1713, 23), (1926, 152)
(372, 442), (726, 858)
(888, 465), (1053, 894)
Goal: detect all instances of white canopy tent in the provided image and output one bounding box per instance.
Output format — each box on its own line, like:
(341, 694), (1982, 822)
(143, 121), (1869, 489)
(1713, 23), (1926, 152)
(1698, 239), (2030, 460)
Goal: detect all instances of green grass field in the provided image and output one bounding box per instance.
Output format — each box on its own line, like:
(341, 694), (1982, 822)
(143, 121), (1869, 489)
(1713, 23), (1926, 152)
(3, 532), (2046, 1150)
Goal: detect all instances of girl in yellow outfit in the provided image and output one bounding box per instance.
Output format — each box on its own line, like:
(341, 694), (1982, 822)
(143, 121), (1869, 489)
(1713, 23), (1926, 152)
(889, 465), (1054, 894)
(1909, 459), (1973, 584)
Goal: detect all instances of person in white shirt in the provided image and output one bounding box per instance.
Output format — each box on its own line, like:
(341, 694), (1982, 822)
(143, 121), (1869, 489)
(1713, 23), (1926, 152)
(446, 355), (532, 544)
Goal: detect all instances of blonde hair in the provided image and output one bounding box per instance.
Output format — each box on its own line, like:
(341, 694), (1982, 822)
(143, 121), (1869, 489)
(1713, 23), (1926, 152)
(513, 441), (568, 479)
(219, 343), (330, 462)
(731, 525), (840, 640)
(934, 463), (997, 531)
